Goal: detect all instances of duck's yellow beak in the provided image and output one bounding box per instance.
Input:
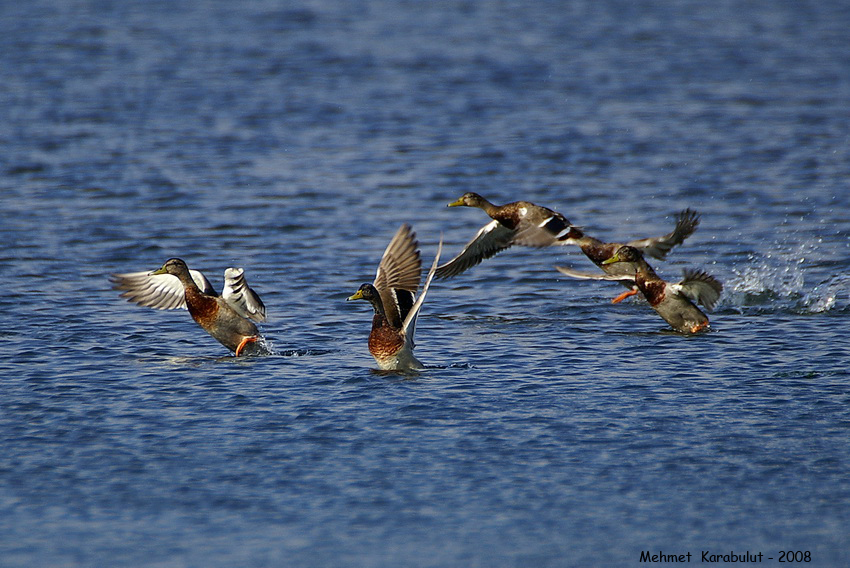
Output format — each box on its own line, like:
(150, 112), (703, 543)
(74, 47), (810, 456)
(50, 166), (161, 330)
(447, 197), (465, 207)
(601, 253), (621, 265)
(151, 265), (168, 275)
(347, 290), (365, 301)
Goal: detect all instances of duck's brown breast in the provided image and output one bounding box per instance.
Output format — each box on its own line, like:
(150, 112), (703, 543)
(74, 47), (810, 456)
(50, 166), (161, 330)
(637, 276), (666, 307)
(491, 203), (522, 229)
(368, 315), (405, 358)
(185, 287), (221, 329)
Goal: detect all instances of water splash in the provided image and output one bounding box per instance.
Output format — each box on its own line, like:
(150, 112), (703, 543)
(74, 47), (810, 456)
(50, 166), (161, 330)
(250, 338), (333, 357)
(724, 239), (849, 314)
(801, 275), (850, 313)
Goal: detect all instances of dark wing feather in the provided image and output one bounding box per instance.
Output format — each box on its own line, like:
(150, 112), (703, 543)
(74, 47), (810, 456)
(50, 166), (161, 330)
(628, 208), (700, 260)
(511, 208), (573, 247)
(435, 220), (515, 278)
(675, 268), (722, 311)
(394, 289), (416, 326)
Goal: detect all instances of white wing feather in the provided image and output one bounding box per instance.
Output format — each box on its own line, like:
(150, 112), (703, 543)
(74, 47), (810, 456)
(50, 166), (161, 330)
(554, 265), (636, 283)
(222, 267), (267, 322)
(403, 237), (443, 347)
(111, 269), (214, 310)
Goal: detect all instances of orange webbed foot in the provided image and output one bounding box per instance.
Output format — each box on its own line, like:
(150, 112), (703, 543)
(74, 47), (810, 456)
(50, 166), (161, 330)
(235, 336), (259, 356)
(611, 287), (638, 304)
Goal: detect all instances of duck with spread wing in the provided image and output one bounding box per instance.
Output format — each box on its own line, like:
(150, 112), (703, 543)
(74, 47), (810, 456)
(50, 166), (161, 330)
(557, 245), (722, 334)
(111, 258), (267, 356)
(347, 224), (441, 371)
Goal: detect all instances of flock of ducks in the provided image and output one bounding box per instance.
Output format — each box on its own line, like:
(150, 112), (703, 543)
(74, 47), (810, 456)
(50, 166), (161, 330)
(112, 193), (723, 370)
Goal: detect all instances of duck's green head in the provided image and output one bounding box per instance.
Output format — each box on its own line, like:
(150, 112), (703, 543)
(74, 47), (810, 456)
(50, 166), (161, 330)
(447, 192), (485, 208)
(152, 257), (189, 276)
(347, 283), (379, 303)
(602, 246), (641, 265)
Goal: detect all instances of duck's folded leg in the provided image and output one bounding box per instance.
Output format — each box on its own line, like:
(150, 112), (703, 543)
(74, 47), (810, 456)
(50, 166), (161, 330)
(611, 287), (639, 304)
(235, 336), (259, 356)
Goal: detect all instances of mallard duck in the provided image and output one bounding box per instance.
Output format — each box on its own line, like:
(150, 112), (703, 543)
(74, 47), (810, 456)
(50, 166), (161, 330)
(556, 245), (722, 334)
(556, 208), (700, 303)
(347, 224), (442, 371)
(111, 258), (267, 356)
(435, 192), (575, 278)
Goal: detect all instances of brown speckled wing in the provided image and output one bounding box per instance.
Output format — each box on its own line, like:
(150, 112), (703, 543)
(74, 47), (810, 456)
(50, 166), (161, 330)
(373, 224), (422, 327)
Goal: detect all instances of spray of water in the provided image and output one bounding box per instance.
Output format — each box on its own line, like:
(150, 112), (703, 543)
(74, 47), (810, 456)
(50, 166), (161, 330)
(724, 238), (848, 314)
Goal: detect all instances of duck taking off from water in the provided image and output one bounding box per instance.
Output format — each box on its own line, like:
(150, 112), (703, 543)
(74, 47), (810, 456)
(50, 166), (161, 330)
(556, 245), (722, 334)
(556, 208), (700, 303)
(434, 192), (575, 278)
(111, 258), (267, 356)
(347, 224), (442, 371)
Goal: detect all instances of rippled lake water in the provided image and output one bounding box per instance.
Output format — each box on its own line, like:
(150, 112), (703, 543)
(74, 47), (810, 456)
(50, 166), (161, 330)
(1, 1), (849, 566)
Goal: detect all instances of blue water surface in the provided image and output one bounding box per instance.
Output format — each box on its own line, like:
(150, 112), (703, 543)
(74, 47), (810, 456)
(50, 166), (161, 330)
(1, 1), (849, 566)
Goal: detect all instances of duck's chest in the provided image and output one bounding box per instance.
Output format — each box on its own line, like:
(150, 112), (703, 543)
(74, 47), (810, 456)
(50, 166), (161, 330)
(636, 275), (666, 307)
(368, 315), (405, 357)
(493, 209), (521, 230)
(185, 287), (220, 328)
